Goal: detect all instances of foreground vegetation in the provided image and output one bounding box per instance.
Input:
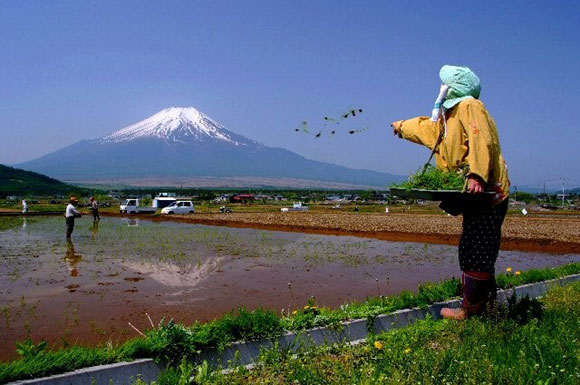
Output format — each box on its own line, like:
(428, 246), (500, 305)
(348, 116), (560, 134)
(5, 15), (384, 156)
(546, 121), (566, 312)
(194, 281), (580, 384)
(1, 263), (580, 383)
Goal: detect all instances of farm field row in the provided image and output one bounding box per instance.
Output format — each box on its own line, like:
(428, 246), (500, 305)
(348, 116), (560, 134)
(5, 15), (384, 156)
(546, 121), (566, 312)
(143, 210), (580, 253)
(197, 281), (580, 385)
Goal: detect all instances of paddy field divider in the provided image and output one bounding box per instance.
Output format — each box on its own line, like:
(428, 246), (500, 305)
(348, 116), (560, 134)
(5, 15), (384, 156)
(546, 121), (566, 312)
(7, 272), (580, 385)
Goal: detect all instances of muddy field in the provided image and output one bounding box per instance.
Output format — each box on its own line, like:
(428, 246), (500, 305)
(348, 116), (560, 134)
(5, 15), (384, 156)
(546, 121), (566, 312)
(157, 211), (580, 253)
(1, 212), (579, 362)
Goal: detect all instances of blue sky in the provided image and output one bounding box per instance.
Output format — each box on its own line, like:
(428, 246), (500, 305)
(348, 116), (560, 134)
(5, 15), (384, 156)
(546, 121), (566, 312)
(1, 1), (579, 188)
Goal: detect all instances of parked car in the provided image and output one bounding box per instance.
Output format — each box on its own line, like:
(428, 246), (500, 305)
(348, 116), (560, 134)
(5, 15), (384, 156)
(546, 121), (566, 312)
(281, 201), (309, 212)
(153, 196), (177, 209)
(219, 206), (232, 213)
(161, 200), (195, 215)
(119, 199), (157, 214)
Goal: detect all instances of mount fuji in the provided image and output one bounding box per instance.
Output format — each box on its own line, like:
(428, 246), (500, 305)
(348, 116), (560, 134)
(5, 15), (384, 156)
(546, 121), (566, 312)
(15, 107), (402, 188)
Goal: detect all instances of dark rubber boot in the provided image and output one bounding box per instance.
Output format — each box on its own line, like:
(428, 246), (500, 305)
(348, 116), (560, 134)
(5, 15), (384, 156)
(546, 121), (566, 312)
(441, 271), (496, 320)
(462, 271), (496, 315)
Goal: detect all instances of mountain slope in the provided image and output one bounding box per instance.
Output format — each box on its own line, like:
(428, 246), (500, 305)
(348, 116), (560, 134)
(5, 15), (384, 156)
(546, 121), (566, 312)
(16, 107), (402, 188)
(0, 164), (85, 196)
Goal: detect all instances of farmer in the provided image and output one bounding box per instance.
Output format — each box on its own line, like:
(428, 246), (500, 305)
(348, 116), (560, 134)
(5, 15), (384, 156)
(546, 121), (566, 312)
(65, 196), (82, 239)
(22, 199), (28, 214)
(89, 196), (100, 222)
(391, 65), (510, 320)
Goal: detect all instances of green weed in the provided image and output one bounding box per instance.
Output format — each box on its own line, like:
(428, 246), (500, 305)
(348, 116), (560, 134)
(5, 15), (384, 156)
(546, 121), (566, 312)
(208, 282), (580, 384)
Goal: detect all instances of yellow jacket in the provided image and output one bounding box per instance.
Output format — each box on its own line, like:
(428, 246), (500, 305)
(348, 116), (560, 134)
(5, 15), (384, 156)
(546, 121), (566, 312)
(400, 98), (510, 203)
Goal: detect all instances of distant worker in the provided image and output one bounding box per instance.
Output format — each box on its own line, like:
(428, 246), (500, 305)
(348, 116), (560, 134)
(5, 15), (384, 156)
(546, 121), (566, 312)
(22, 199), (28, 214)
(65, 197), (82, 239)
(391, 65), (510, 320)
(89, 196), (100, 222)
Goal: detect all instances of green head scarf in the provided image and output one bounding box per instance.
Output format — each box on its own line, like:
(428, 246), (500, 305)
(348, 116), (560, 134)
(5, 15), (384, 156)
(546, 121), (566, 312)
(439, 65), (481, 110)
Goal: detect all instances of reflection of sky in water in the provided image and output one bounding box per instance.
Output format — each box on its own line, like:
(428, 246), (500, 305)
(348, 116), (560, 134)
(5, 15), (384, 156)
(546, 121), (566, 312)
(0, 216), (453, 266)
(1, 216), (580, 289)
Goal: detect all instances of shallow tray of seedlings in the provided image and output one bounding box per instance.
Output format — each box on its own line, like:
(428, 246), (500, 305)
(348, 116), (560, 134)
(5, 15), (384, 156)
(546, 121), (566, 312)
(389, 188), (495, 202)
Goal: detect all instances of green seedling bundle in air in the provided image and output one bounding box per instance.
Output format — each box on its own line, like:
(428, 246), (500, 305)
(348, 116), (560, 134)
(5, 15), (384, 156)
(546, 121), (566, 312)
(295, 108), (368, 138)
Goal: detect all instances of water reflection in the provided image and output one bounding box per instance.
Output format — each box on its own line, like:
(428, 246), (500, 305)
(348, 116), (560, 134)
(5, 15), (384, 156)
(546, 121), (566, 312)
(0, 217), (25, 231)
(125, 218), (139, 227)
(22, 217), (27, 230)
(123, 254), (229, 287)
(65, 240), (83, 277)
(91, 221), (99, 239)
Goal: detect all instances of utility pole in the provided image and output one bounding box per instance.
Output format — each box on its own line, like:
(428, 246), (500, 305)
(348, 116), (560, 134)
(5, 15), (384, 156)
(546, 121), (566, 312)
(543, 181), (546, 196)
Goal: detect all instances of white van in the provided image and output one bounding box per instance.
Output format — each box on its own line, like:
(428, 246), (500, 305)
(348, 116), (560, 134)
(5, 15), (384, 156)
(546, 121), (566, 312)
(120, 199), (157, 214)
(160, 200), (195, 215)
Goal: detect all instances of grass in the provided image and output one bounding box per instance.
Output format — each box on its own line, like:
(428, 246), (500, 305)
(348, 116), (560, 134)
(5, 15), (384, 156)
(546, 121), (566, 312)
(146, 309), (284, 366)
(497, 262), (580, 288)
(173, 281), (580, 384)
(0, 338), (158, 384)
(1, 262), (580, 384)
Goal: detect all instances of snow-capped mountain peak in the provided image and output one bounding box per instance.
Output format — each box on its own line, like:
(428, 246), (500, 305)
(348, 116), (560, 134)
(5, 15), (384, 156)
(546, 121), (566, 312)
(16, 106), (401, 187)
(100, 107), (256, 147)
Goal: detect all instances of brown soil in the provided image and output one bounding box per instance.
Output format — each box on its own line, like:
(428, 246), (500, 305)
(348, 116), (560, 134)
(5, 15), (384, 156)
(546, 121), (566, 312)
(106, 211), (580, 254)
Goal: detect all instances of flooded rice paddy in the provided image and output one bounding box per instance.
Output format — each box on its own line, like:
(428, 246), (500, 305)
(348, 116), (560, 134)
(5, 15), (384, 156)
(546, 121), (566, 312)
(1, 215), (580, 360)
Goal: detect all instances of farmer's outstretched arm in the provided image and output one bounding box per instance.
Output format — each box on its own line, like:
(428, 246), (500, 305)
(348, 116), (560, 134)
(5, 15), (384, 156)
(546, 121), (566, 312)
(393, 117), (440, 150)
(462, 101), (494, 184)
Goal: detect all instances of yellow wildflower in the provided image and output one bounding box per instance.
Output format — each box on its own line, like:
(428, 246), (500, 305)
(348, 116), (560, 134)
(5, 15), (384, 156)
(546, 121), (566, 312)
(515, 271), (521, 275)
(374, 341), (384, 350)
(404, 348), (412, 354)
(506, 267), (512, 273)
(292, 310), (298, 315)
(304, 305), (310, 310)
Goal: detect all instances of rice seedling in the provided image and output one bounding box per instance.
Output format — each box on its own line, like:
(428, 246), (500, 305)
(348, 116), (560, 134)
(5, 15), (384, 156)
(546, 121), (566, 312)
(394, 164), (467, 191)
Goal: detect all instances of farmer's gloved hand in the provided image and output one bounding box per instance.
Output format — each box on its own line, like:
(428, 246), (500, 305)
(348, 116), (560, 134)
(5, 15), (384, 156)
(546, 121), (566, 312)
(467, 175), (484, 194)
(391, 121), (403, 138)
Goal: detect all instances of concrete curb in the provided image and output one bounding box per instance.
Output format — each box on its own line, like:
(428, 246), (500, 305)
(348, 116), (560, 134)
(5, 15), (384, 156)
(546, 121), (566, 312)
(7, 359), (160, 385)
(196, 273), (580, 368)
(9, 273), (580, 385)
